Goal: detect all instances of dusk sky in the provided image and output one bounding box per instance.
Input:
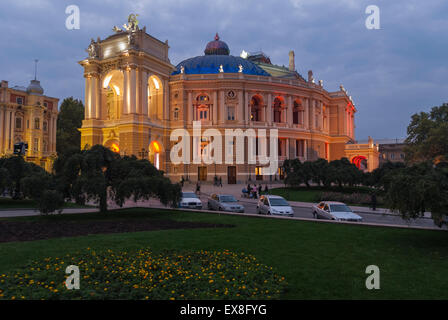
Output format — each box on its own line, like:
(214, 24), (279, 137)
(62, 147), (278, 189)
(0, 0), (447, 141)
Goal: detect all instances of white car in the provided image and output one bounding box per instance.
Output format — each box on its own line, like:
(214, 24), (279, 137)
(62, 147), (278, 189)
(312, 201), (363, 222)
(179, 192), (203, 210)
(257, 195), (294, 217)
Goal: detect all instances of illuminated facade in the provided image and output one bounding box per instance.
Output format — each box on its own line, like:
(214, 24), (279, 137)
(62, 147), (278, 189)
(80, 18), (358, 183)
(0, 79), (58, 171)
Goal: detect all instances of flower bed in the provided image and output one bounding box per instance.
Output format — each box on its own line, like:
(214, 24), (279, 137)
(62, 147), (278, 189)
(0, 248), (287, 300)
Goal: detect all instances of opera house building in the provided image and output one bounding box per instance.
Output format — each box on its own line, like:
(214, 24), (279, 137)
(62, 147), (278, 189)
(79, 18), (376, 184)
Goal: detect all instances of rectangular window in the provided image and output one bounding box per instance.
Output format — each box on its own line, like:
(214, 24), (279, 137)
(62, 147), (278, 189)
(227, 106), (235, 121)
(34, 138), (39, 152)
(16, 97), (23, 105)
(15, 118), (22, 130)
(296, 140), (304, 157)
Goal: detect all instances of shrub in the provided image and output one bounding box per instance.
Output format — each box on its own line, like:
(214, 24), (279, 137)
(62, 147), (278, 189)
(318, 192), (383, 206)
(0, 248), (287, 300)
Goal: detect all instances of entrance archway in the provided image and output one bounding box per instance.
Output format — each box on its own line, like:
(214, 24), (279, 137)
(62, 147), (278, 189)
(102, 70), (123, 120)
(104, 139), (120, 153)
(148, 75), (163, 120)
(149, 140), (162, 170)
(352, 155), (368, 171)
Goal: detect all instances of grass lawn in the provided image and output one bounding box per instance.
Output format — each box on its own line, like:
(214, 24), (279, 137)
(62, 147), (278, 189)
(0, 208), (447, 299)
(0, 197), (94, 210)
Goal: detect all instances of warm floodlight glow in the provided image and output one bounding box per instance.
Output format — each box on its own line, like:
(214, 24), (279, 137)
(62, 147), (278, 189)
(151, 141), (161, 153)
(111, 143), (120, 153)
(103, 75), (112, 88)
(113, 85), (120, 96)
(152, 77), (160, 90)
(119, 42), (127, 51)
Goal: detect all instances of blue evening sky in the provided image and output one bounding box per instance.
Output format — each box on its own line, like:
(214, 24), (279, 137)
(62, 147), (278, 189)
(0, 0), (447, 140)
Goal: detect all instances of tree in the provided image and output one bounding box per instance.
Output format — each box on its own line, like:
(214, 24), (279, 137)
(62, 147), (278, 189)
(55, 145), (181, 213)
(404, 103), (448, 163)
(384, 162), (448, 226)
(56, 97), (85, 156)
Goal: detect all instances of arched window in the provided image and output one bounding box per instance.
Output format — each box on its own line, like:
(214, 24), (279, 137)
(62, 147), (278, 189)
(34, 118), (40, 130)
(273, 97), (283, 123)
(250, 96), (262, 122)
(196, 94), (209, 102)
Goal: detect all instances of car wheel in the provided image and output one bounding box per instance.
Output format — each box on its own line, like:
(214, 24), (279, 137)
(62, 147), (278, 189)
(207, 204), (212, 210)
(313, 211), (317, 219)
(256, 207), (260, 214)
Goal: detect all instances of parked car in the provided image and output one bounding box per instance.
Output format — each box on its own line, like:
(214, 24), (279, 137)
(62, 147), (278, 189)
(256, 195), (294, 217)
(207, 194), (244, 213)
(178, 192), (203, 210)
(312, 201), (363, 222)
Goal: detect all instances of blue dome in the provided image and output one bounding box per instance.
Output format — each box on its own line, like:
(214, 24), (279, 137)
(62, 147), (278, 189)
(172, 55), (271, 76)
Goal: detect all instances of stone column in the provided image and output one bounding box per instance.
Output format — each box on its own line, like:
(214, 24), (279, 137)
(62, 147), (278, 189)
(212, 91), (218, 124)
(141, 70), (148, 117)
(85, 76), (91, 119)
(320, 102), (324, 130)
(164, 79), (169, 121)
(304, 98), (309, 129)
(93, 75), (100, 119)
(238, 91), (243, 123)
(304, 139), (308, 160)
(245, 91), (249, 124)
(129, 68), (137, 114)
(123, 69), (129, 115)
(0, 107), (4, 153)
(219, 90), (225, 124)
(287, 96), (293, 126)
(5, 109), (11, 151)
(187, 92), (193, 124)
(266, 93), (272, 125)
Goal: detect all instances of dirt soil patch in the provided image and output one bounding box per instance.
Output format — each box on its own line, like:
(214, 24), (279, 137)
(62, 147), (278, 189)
(0, 219), (234, 243)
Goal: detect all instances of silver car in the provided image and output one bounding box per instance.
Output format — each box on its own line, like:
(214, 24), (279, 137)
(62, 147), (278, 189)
(179, 192), (203, 210)
(207, 194), (245, 213)
(312, 201), (363, 222)
(256, 195), (294, 217)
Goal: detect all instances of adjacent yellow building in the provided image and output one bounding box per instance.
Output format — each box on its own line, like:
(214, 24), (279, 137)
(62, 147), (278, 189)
(0, 79), (58, 171)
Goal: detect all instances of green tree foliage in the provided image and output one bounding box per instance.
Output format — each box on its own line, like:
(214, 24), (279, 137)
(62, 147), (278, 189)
(283, 157), (364, 188)
(56, 97), (84, 156)
(384, 162), (448, 226)
(54, 145), (181, 213)
(405, 103), (448, 163)
(0, 155), (64, 213)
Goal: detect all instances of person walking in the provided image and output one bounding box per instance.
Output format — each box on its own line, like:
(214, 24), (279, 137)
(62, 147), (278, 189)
(258, 184), (262, 197)
(196, 181), (201, 195)
(371, 192), (377, 211)
(264, 184), (269, 194)
(219, 177), (223, 187)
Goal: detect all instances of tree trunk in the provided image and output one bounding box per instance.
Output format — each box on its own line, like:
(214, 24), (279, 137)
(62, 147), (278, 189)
(99, 190), (108, 213)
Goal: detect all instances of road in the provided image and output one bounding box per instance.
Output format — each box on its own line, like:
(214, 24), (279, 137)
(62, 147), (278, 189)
(196, 194), (445, 230)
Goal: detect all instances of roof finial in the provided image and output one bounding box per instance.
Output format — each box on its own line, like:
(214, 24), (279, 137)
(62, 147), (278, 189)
(215, 33), (219, 41)
(34, 59), (39, 80)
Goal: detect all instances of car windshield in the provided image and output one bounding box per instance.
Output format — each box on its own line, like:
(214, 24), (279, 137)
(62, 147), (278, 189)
(182, 192), (198, 199)
(329, 204), (352, 212)
(269, 198), (289, 206)
(220, 195), (237, 202)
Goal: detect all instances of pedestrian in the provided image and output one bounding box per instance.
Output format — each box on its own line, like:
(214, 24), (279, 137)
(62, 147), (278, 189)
(196, 181), (201, 195)
(219, 177), (222, 187)
(264, 184), (269, 194)
(252, 185), (258, 199)
(371, 192), (377, 211)
(247, 183), (251, 194)
(180, 176), (185, 188)
(258, 184), (262, 196)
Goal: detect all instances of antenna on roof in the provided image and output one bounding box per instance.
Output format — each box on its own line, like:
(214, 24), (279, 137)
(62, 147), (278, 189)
(34, 59), (39, 80)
